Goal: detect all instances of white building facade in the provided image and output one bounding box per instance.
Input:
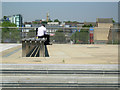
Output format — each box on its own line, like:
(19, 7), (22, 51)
(8, 14), (23, 27)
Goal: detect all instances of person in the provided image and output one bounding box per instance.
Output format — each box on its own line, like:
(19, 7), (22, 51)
(37, 24), (51, 45)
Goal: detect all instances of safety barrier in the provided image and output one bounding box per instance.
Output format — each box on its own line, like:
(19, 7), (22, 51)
(22, 38), (46, 57)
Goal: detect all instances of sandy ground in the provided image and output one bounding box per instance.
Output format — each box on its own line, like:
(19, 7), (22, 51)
(1, 44), (118, 64)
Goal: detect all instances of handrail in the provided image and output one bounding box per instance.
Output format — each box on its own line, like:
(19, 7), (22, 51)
(0, 27), (120, 29)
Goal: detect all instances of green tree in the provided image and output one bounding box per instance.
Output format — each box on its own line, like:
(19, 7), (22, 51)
(89, 24), (93, 27)
(112, 19), (115, 23)
(73, 21), (79, 23)
(65, 21), (80, 23)
(65, 21), (71, 23)
(54, 19), (60, 22)
(2, 21), (17, 27)
(0, 22), (1, 27)
(3, 16), (7, 19)
(2, 21), (20, 43)
(42, 21), (47, 24)
(48, 19), (53, 22)
(32, 22), (38, 24)
(82, 24), (93, 27)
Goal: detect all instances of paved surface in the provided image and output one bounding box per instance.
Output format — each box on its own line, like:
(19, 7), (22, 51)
(1, 65), (119, 88)
(2, 75), (118, 83)
(0, 44), (119, 88)
(0, 44), (118, 64)
(1, 64), (118, 70)
(0, 44), (21, 52)
(1, 68), (119, 88)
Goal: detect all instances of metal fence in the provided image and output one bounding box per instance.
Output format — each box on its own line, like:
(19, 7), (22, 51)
(0, 27), (120, 44)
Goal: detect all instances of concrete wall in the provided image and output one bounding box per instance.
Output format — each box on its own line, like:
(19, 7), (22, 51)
(98, 23), (113, 28)
(94, 27), (109, 40)
(94, 23), (113, 44)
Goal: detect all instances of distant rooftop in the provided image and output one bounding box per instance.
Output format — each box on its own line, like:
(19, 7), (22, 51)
(24, 22), (32, 24)
(84, 22), (96, 26)
(97, 18), (113, 23)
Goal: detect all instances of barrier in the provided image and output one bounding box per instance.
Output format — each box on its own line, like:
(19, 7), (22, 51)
(22, 38), (46, 57)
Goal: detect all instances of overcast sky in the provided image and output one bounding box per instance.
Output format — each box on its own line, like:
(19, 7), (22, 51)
(2, 2), (118, 22)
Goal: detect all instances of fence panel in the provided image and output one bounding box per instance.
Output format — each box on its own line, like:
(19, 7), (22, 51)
(0, 27), (120, 44)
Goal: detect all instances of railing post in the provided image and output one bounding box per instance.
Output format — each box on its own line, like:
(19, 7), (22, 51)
(22, 39), (26, 57)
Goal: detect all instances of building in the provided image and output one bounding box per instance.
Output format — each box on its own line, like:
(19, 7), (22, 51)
(64, 22), (84, 28)
(7, 14), (23, 27)
(94, 18), (113, 44)
(84, 22), (96, 27)
(65, 22), (81, 27)
(0, 14), (23, 27)
(24, 22), (32, 32)
(47, 22), (59, 25)
(46, 22), (60, 35)
(32, 20), (46, 27)
(77, 23), (84, 27)
(46, 13), (50, 22)
(24, 22), (32, 27)
(96, 18), (113, 27)
(118, 1), (120, 24)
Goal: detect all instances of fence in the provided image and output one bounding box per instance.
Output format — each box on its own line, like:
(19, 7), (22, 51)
(0, 27), (120, 44)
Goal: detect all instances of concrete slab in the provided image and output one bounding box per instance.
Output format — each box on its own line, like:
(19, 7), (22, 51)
(1, 64), (119, 70)
(1, 44), (118, 64)
(2, 75), (118, 83)
(1, 44), (119, 88)
(0, 44), (21, 52)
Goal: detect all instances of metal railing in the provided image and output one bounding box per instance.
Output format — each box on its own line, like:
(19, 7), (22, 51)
(0, 27), (120, 44)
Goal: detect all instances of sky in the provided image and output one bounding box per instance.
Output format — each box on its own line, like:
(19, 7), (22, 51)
(2, 2), (118, 22)
(1, 0), (120, 2)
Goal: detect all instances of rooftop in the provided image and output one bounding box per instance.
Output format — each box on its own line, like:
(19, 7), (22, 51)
(97, 18), (113, 23)
(1, 44), (118, 64)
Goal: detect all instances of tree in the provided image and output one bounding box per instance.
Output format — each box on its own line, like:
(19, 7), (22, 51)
(2, 21), (20, 43)
(65, 21), (71, 23)
(32, 22), (38, 24)
(2, 21), (17, 27)
(73, 21), (79, 23)
(42, 21), (47, 24)
(3, 16), (7, 19)
(65, 21), (80, 23)
(89, 24), (93, 27)
(0, 22), (1, 27)
(82, 24), (93, 27)
(54, 19), (60, 22)
(112, 19), (115, 23)
(48, 19), (53, 22)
